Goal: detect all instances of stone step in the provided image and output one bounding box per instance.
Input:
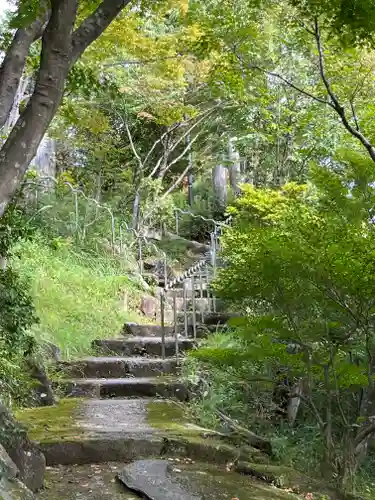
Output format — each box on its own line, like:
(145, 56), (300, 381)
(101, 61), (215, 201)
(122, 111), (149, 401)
(164, 288), (211, 299)
(92, 337), (194, 357)
(57, 357), (180, 378)
(58, 377), (187, 400)
(177, 312), (237, 326)
(122, 323), (194, 338)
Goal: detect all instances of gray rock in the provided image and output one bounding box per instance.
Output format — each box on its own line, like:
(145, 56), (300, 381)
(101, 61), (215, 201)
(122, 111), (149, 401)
(0, 476), (35, 500)
(0, 444), (35, 499)
(117, 459), (299, 500)
(26, 357), (56, 407)
(0, 444), (18, 479)
(117, 460), (199, 500)
(40, 342), (61, 362)
(6, 444), (45, 493)
(140, 296), (157, 319)
(0, 404), (45, 492)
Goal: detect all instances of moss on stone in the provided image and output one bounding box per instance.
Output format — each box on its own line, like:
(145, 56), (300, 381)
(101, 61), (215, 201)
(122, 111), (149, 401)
(15, 399), (85, 443)
(146, 400), (186, 431)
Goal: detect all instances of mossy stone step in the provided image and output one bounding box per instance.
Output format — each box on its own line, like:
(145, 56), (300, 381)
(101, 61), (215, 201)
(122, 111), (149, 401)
(57, 377), (188, 400)
(92, 337), (194, 357)
(122, 323), (190, 337)
(15, 399), (268, 468)
(57, 357), (180, 378)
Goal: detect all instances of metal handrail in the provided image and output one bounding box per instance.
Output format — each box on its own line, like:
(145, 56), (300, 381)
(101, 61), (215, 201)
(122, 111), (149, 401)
(159, 213), (232, 360)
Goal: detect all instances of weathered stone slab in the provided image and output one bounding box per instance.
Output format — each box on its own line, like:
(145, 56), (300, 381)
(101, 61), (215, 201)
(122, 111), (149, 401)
(0, 444), (35, 499)
(117, 459), (299, 500)
(0, 476), (35, 499)
(58, 357), (178, 378)
(0, 404), (45, 492)
(118, 460), (199, 500)
(58, 377), (187, 401)
(92, 337), (194, 357)
(0, 444), (18, 479)
(122, 323), (175, 337)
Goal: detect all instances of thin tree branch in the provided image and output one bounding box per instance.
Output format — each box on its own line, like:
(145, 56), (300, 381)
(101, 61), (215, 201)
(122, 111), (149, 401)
(350, 100), (360, 132)
(124, 120), (143, 173)
(354, 420), (375, 448)
(70, 0), (132, 66)
(313, 18), (375, 163)
(102, 55), (181, 67)
(160, 163), (191, 199)
(148, 106), (218, 178)
(234, 51), (331, 107)
(158, 131), (202, 179)
(143, 123), (181, 168)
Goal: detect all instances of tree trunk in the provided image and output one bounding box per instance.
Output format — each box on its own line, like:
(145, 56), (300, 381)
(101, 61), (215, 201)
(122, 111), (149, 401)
(0, 0), (132, 217)
(0, 0), (78, 217)
(287, 380), (302, 426)
(212, 162), (227, 211)
(0, 6), (49, 129)
(132, 189), (141, 230)
(32, 135), (56, 187)
(228, 140), (241, 196)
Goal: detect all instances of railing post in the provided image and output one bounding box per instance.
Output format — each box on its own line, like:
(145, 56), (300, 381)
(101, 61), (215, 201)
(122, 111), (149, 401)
(191, 275), (197, 340)
(199, 265), (205, 323)
(163, 254), (168, 288)
(138, 239), (143, 275)
(173, 290), (179, 362)
(183, 280), (188, 337)
(74, 191), (79, 243)
(175, 210), (179, 235)
(205, 263), (212, 313)
(160, 291), (166, 359)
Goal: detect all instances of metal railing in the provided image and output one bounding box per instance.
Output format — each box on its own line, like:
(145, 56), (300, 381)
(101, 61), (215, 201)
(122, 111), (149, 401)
(22, 177), (169, 286)
(159, 215), (232, 360)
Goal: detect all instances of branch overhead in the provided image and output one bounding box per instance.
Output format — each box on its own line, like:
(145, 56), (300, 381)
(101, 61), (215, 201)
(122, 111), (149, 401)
(71, 0), (132, 66)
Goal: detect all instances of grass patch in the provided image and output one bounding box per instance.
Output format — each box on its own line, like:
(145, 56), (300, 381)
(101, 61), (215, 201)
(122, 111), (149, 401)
(12, 238), (145, 358)
(15, 398), (84, 443)
(146, 400), (186, 431)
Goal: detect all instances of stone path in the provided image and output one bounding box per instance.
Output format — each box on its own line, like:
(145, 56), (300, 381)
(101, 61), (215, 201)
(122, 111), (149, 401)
(57, 321), (193, 401)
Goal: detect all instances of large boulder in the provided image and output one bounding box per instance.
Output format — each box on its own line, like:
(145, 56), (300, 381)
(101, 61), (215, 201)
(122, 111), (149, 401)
(117, 459), (298, 500)
(0, 404), (45, 492)
(0, 444), (34, 499)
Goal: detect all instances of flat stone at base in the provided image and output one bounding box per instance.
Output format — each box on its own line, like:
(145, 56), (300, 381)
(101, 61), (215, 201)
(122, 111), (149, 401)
(0, 476), (35, 500)
(117, 460), (199, 500)
(117, 459), (299, 500)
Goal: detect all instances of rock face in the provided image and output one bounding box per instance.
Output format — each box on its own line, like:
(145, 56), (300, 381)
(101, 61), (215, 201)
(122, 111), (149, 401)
(140, 296), (157, 319)
(0, 444), (35, 499)
(26, 357), (56, 407)
(117, 459), (299, 500)
(0, 404), (45, 492)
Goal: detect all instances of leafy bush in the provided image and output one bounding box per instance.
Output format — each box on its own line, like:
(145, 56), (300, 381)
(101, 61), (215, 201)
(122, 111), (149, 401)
(190, 151), (375, 493)
(0, 206), (37, 406)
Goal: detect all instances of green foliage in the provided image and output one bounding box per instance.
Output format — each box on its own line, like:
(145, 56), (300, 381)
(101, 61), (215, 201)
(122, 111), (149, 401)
(292, 0), (375, 45)
(0, 207), (38, 406)
(0, 266), (36, 355)
(12, 236), (145, 358)
(192, 151), (375, 491)
(0, 204), (33, 256)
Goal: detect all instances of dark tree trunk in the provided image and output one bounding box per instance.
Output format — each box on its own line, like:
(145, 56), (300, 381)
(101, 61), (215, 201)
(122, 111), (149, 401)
(0, 0), (78, 217)
(0, 0), (132, 217)
(212, 162), (227, 211)
(0, 6), (49, 129)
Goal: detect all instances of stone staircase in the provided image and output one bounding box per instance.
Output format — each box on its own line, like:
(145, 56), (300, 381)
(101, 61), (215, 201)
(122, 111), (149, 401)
(52, 220), (230, 441)
(55, 312), (230, 402)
